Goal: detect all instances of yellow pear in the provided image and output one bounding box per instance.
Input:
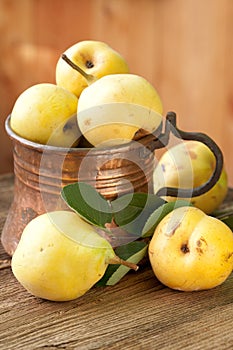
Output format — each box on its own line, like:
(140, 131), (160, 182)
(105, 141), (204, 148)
(77, 74), (163, 147)
(10, 83), (79, 147)
(11, 211), (138, 301)
(56, 40), (129, 97)
(153, 141), (228, 214)
(149, 206), (233, 291)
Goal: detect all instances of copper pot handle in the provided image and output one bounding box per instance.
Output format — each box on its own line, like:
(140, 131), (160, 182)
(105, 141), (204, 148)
(150, 111), (224, 198)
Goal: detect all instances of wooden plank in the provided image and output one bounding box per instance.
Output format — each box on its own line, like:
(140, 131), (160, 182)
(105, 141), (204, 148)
(0, 0), (33, 174)
(155, 0), (233, 186)
(1, 174), (233, 349)
(0, 0), (233, 187)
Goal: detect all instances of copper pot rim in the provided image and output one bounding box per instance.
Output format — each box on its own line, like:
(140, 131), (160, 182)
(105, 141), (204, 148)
(5, 114), (161, 155)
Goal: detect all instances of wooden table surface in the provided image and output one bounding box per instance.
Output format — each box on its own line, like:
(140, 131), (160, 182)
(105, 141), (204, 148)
(1, 173), (233, 350)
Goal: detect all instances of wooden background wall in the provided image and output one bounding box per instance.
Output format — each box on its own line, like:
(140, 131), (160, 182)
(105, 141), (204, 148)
(0, 0), (233, 185)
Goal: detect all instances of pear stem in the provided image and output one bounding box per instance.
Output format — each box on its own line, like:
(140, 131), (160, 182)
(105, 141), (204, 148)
(61, 54), (97, 85)
(108, 255), (139, 271)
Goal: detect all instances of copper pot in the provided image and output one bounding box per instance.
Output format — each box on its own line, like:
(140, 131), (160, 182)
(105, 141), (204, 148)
(1, 113), (223, 256)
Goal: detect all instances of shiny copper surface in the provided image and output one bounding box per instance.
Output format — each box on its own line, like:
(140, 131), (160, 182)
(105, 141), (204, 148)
(2, 113), (224, 256)
(2, 116), (156, 255)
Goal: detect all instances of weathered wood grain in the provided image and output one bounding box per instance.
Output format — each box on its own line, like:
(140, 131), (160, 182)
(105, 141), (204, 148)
(0, 174), (233, 350)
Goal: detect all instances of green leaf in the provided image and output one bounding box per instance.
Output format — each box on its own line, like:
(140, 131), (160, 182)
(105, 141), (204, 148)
(142, 200), (193, 237)
(212, 205), (233, 231)
(96, 241), (148, 286)
(111, 192), (166, 237)
(221, 216), (233, 230)
(61, 182), (112, 228)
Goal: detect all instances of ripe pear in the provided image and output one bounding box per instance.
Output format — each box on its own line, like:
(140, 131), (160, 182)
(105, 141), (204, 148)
(56, 40), (129, 97)
(149, 206), (233, 291)
(77, 74), (163, 147)
(11, 211), (138, 301)
(153, 141), (228, 214)
(10, 83), (80, 147)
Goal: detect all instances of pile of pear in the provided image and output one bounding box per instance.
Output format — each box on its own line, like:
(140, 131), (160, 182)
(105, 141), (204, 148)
(10, 40), (163, 148)
(9, 40), (228, 214)
(9, 40), (233, 302)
